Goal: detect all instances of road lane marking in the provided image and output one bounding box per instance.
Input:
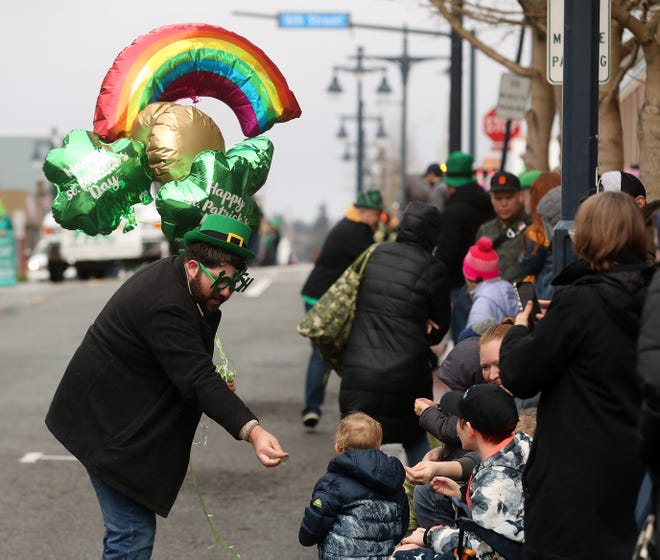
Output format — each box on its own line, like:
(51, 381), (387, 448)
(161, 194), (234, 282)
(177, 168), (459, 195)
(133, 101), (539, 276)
(244, 277), (272, 298)
(19, 452), (78, 463)
(25, 295), (48, 305)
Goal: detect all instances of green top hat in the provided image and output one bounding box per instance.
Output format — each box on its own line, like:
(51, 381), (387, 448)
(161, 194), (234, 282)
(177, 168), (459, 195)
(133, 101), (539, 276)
(444, 151), (475, 188)
(183, 214), (255, 261)
(355, 189), (384, 210)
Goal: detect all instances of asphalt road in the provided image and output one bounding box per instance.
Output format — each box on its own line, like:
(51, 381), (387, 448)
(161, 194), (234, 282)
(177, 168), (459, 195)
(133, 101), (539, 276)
(0, 264), (398, 560)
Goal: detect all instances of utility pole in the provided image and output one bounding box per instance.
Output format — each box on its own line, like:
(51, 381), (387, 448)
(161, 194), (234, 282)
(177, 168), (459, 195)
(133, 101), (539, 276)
(500, 27), (526, 170)
(553, 0), (601, 274)
(448, 2), (463, 152)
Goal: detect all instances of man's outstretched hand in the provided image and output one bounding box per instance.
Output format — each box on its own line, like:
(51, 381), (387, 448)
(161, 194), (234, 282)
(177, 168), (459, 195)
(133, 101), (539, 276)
(248, 425), (289, 467)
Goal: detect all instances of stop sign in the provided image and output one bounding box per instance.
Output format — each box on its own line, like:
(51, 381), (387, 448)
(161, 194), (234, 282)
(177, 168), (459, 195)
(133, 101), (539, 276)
(483, 107), (521, 143)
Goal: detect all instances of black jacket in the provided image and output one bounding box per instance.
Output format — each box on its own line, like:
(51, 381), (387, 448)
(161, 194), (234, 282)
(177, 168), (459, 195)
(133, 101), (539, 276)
(45, 256), (257, 517)
(302, 216), (376, 300)
(339, 202), (451, 443)
(638, 267), (660, 473)
(637, 267), (660, 549)
(500, 258), (653, 559)
(434, 182), (495, 289)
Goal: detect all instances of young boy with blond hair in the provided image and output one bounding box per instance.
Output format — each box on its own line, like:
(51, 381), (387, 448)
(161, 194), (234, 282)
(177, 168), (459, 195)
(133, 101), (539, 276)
(299, 412), (409, 560)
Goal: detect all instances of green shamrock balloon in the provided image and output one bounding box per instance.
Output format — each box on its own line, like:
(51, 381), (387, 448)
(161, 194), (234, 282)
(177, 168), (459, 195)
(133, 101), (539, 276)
(156, 136), (274, 243)
(44, 129), (153, 236)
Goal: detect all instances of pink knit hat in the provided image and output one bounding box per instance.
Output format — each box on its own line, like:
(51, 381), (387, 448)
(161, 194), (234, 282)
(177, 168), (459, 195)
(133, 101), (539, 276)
(463, 237), (499, 281)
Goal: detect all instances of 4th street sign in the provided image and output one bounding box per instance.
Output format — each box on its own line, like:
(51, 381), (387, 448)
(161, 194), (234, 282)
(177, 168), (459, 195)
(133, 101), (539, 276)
(547, 0), (611, 84)
(278, 13), (350, 29)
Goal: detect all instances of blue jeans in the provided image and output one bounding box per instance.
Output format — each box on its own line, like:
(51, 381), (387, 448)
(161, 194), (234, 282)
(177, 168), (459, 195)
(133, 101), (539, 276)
(402, 432), (431, 467)
(302, 302), (331, 416)
(88, 470), (156, 560)
(413, 482), (456, 528)
(450, 286), (469, 344)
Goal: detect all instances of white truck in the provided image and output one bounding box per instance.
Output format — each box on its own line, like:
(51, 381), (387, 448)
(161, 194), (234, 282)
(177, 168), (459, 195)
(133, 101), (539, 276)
(39, 203), (169, 281)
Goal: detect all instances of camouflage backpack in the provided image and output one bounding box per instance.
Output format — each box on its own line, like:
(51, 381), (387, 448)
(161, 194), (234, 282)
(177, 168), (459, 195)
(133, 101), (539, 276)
(297, 243), (378, 374)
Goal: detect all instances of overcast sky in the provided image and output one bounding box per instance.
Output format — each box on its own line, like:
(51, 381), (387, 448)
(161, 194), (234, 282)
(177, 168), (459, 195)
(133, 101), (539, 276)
(2, 0), (521, 222)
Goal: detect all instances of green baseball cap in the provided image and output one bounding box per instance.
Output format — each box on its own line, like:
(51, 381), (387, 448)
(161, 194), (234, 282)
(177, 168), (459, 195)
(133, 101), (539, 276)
(183, 214), (255, 261)
(519, 170), (542, 190)
(444, 151), (475, 187)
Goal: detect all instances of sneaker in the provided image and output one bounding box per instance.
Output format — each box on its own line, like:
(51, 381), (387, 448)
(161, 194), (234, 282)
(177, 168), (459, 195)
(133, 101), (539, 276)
(302, 411), (320, 428)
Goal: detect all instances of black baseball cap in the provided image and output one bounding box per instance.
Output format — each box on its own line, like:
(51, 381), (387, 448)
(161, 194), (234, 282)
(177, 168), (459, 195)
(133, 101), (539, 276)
(440, 384), (518, 433)
(490, 171), (521, 193)
(424, 163), (443, 177)
(597, 171), (646, 199)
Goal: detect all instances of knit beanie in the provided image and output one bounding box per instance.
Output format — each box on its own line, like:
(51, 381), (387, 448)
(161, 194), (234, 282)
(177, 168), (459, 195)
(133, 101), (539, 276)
(463, 236), (499, 282)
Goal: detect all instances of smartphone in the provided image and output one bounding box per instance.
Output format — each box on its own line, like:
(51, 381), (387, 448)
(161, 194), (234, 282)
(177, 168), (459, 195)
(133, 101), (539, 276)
(514, 281), (541, 325)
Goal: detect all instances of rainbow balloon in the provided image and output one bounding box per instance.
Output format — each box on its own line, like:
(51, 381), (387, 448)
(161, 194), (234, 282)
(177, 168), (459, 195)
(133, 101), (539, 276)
(93, 23), (302, 141)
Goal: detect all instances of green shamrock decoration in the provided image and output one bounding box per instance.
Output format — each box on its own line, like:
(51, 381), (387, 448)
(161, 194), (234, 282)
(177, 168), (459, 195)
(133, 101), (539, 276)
(44, 129), (153, 236)
(155, 136), (274, 243)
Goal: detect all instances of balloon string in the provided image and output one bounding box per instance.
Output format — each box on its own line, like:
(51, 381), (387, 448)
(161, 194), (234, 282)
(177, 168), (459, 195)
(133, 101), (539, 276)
(214, 335), (236, 383)
(189, 458), (241, 558)
(214, 334), (227, 362)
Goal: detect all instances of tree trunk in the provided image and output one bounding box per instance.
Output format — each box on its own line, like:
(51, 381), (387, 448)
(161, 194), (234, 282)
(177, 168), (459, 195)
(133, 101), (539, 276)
(523, 27), (556, 171)
(639, 16), (660, 201)
(598, 19), (625, 173)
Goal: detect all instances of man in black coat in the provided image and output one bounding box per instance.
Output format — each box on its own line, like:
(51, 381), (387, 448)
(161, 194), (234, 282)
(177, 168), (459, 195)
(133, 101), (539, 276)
(299, 190), (383, 429)
(46, 213), (288, 559)
(434, 151), (494, 341)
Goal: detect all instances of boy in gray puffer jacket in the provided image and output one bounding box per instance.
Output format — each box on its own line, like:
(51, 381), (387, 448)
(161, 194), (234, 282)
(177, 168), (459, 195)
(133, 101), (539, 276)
(298, 412), (409, 559)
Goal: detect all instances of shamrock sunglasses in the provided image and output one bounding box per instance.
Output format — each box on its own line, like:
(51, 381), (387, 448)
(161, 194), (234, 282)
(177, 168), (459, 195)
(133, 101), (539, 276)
(198, 262), (254, 293)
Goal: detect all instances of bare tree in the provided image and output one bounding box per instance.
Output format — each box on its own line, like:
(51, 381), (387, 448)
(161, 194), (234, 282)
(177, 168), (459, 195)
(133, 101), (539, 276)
(610, 1), (660, 199)
(429, 0), (659, 197)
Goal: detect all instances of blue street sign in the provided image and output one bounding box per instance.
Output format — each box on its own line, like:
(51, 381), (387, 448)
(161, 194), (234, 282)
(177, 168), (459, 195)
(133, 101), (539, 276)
(278, 12), (350, 29)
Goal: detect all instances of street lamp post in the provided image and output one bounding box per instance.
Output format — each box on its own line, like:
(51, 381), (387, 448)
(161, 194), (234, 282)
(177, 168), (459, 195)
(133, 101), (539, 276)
(363, 28), (449, 209)
(337, 115), (387, 170)
(232, 10), (454, 207)
(328, 46), (390, 197)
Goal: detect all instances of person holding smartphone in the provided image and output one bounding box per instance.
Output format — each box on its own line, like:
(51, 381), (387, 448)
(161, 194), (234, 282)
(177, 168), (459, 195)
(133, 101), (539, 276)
(499, 191), (654, 560)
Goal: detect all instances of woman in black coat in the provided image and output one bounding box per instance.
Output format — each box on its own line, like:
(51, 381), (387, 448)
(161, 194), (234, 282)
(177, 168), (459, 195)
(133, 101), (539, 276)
(339, 201), (451, 465)
(500, 191), (654, 560)
(637, 263), (660, 550)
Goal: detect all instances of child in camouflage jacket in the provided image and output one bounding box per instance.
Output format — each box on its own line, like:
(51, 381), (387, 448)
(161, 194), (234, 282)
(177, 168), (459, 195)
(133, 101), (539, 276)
(393, 385), (531, 560)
